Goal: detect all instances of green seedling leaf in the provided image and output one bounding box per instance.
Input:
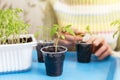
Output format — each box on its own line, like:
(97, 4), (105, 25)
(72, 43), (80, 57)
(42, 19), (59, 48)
(63, 25), (75, 36)
(66, 28), (75, 36)
(50, 25), (58, 36)
(50, 25), (59, 36)
(65, 24), (71, 28)
(86, 25), (92, 35)
(61, 35), (65, 40)
(111, 20), (120, 26)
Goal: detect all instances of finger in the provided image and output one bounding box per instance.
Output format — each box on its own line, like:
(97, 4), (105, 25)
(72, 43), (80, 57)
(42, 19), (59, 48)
(64, 34), (82, 42)
(86, 36), (96, 44)
(75, 32), (85, 36)
(72, 28), (85, 35)
(72, 28), (80, 33)
(64, 34), (75, 41)
(94, 44), (108, 57)
(75, 36), (83, 42)
(98, 48), (112, 60)
(93, 37), (105, 46)
(58, 39), (74, 48)
(91, 37), (106, 53)
(92, 43), (103, 53)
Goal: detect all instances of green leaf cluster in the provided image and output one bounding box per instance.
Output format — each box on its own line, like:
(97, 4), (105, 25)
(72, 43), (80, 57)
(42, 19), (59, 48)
(50, 24), (75, 52)
(51, 24), (75, 40)
(0, 8), (30, 44)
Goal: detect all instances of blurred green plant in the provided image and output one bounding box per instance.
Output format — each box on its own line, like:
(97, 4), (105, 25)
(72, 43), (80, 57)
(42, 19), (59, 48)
(0, 8), (30, 44)
(34, 26), (51, 41)
(110, 20), (120, 38)
(111, 20), (120, 51)
(85, 25), (92, 35)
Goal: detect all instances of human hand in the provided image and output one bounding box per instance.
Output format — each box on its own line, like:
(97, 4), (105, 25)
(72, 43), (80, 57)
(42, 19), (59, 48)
(58, 29), (84, 48)
(86, 36), (112, 60)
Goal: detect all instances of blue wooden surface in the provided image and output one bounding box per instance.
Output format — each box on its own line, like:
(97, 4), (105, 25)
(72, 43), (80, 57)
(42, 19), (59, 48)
(112, 58), (120, 80)
(0, 50), (119, 80)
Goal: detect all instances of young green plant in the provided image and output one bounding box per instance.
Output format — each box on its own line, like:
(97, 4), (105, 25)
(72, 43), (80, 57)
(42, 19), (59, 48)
(51, 24), (75, 52)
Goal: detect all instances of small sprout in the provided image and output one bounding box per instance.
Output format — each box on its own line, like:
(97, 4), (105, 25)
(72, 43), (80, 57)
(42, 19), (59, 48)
(51, 24), (75, 52)
(75, 25), (92, 37)
(61, 35), (65, 40)
(82, 25), (93, 42)
(85, 25), (92, 35)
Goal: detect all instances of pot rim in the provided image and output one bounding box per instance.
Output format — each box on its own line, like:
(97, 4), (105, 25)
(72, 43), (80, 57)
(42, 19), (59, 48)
(41, 46), (67, 54)
(76, 42), (92, 45)
(38, 40), (54, 44)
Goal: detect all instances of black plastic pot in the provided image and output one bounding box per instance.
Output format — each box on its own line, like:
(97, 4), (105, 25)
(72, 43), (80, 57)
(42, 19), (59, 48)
(76, 42), (92, 63)
(41, 46), (67, 76)
(36, 41), (54, 62)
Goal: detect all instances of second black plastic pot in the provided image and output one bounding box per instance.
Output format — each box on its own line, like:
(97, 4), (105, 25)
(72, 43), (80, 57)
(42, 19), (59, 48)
(36, 41), (53, 62)
(76, 42), (92, 63)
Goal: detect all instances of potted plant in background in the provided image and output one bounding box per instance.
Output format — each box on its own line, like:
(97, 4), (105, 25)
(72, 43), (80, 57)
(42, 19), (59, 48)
(41, 24), (75, 76)
(34, 26), (54, 62)
(111, 20), (120, 51)
(0, 8), (36, 73)
(76, 25), (93, 63)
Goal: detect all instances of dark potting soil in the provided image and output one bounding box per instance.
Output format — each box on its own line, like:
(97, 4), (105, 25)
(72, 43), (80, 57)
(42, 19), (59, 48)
(19, 37), (32, 43)
(43, 46), (66, 52)
(3, 37), (32, 44)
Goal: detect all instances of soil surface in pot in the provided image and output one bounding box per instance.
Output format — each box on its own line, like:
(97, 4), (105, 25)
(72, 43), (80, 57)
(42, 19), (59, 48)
(1, 37), (32, 44)
(43, 46), (66, 52)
